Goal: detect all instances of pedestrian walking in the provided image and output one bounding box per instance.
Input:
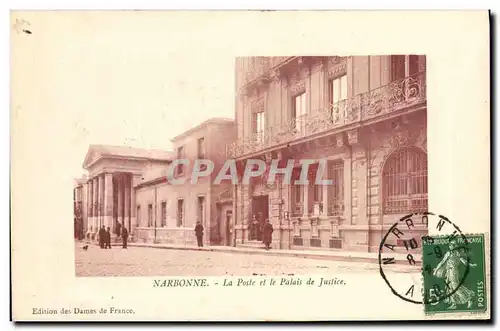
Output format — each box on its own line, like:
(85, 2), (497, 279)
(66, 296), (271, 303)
(105, 227), (112, 249)
(195, 221), (204, 247)
(262, 219), (274, 250)
(121, 226), (128, 249)
(98, 225), (106, 249)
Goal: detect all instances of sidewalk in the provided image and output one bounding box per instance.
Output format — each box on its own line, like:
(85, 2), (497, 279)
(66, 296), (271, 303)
(103, 241), (420, 266)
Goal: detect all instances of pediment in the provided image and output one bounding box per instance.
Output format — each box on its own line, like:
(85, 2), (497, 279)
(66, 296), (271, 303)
(82, 147), (103, 169)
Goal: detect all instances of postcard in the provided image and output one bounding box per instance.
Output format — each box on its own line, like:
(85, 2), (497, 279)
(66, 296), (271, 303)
(11, 10), (490, 321)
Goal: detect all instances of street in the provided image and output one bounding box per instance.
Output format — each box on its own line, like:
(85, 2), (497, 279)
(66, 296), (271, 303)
(75, 243), (412, 277)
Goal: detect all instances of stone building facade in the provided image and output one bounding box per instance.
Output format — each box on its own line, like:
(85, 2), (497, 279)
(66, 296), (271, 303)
(134, 118), (236, 246)
(76, 118), (236, 246)
(226, 56), (427, 252)
(81, 145), (172, 241)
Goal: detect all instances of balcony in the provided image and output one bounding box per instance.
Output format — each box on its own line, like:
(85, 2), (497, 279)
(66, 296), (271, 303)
(227, 71), (426, 159)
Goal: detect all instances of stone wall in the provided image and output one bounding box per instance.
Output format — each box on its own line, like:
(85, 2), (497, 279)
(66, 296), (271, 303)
(233, 110), (427, 252)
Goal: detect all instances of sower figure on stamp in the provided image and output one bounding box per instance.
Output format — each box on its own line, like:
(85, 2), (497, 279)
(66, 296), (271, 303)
(433, 239), (477, 309)
(195, 221), (204, 248)
(105, 226), (112, 249)
(98, 225), (106, 249)
(262, 219), (274, 250)
(121, 226), (128, 249)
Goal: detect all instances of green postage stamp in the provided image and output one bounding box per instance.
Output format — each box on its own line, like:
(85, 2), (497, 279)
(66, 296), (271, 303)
(422, 234), (487, 314)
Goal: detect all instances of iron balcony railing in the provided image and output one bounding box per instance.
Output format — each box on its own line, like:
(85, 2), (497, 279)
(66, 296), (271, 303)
(227, 71), (426, 158)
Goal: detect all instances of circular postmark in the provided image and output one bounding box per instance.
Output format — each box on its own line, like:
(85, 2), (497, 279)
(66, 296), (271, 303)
(378, 212), (471, 305)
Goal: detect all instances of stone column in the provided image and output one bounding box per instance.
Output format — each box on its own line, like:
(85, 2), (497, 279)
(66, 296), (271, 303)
(117, 175), (124, 229)
(348, 129), (367, 227)
(98, 174), (104, 229)
(124, 174), (131, 231)
(93, 176), (98, 233)
(87, 179), (93, 233)
(302, 183), (309, 218)
(231, 184), (237, 246)
(322, 165), (329, 217)
(104, 173), (113, 230)
(130, 175), (141, 230)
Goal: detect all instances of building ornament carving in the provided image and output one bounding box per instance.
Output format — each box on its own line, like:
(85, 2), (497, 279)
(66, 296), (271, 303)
(347, 129), (360, 145)
(251, 98), (265, 113)
(327, 60), (347, 79)
(336, 133), (346, 148)
(387, 119), (424, 150)
(310, 218), (319, 237)
(290, 79), (306, 95)
(293, 218), (301, 237)
(330, 218), (340, 238)
(269, 68), (282, 83)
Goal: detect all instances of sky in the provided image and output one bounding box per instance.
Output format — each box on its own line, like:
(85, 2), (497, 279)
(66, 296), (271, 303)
(13, 12), (237, 178)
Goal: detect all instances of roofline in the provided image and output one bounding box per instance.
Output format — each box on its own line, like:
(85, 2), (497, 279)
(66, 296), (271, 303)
(170, 118), (235, 143)
(83, 144), (173, 169)
(84, 155), (171, 171)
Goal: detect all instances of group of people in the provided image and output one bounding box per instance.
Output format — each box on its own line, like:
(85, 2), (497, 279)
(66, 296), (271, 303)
(95, 220), (272, 250)
(98, 226), (112, 249)
(249, 216), (274, 250)
(98, 223), (129, 249)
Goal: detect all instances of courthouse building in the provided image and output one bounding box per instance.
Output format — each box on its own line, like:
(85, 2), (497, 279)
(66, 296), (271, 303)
(226, 56), (428, 252)
(76, 118), (236, 245)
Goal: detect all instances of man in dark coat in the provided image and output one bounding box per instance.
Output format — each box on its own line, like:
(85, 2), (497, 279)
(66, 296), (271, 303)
(121, 226), (128, 249)
(98, 225), (106, 249)
(262, 219), (274, 250)
(105, 227), (112, 249)
(195, 221), (204, 247)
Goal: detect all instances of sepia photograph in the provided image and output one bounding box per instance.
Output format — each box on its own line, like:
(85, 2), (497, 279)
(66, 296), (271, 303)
(11, 10), (490, 321)
(74, 55), (428, 278)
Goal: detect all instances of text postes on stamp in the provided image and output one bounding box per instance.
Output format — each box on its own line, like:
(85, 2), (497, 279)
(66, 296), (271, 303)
(378, 212), (477, 307)
(423, 233), (487, 314)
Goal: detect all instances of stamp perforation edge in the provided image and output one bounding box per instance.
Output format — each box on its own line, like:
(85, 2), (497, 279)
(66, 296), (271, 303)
(422, 232), (489, 318)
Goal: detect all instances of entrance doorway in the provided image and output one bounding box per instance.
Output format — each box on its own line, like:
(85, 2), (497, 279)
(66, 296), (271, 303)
(249, 195), (269, 241)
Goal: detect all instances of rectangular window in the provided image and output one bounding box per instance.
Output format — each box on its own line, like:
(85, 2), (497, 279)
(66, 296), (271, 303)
(177, 199), (184, 227)
(252, 111), (265, 143)
(197, 137), (205, 159)
(292, 92), (307, 133)
(176, 146), (185, 175)
(391, 55), (420, 81)
(137, 205), (141, 226)
(306, 164), (322, 215)
(327, 160), (345, 216)
(148, 204), (153, 227)
(197, 196), (205, 225)
(329, 74), (348, 105)
(161, 201), (167, 227)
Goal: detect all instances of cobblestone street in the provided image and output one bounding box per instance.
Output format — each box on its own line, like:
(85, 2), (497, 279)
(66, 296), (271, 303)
(75, 243), (413, 277)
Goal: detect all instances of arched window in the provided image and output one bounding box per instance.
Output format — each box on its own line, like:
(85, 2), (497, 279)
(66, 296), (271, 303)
(382, 147), (428, 214)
